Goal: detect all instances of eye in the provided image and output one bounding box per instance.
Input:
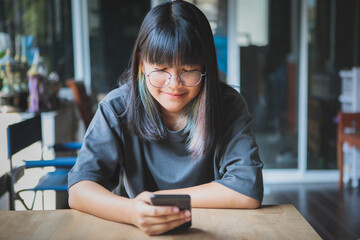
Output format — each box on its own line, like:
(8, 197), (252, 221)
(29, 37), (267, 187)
(154, 67), (167, 71)
(151, 64), (169, 71)
(182, 65), (203, 72)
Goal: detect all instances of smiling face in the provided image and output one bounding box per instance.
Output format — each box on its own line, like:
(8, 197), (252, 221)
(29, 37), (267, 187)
(142, 60), (203, 119)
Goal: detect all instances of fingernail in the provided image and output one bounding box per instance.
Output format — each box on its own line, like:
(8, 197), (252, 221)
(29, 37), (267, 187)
(173, 207), (179, 213)
(185, 210), (191, 217)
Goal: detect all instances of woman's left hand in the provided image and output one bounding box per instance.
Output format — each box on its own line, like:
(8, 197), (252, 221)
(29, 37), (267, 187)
(130, 191), (191, 235)
(135, 191), (152, 203)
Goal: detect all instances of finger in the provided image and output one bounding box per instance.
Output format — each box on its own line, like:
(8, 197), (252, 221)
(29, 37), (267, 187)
(146, 216), (191, 236)
(142, 204), (180, 217)
(145, 210), (191, 224)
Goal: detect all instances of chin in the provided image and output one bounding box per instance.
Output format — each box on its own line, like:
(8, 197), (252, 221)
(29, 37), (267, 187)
(161, 104), (184, 113)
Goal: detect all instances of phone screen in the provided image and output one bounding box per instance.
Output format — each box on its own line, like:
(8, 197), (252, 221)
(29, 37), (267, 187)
(150, 194), (192, 231)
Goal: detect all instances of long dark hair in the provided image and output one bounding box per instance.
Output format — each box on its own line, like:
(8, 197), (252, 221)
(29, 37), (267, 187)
(122, 0), (221, 160)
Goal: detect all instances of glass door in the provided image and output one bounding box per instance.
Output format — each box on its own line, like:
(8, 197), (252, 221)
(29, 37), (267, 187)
(306, 0), (360, 170)
(240, 0), (300, 169)
(87, 0), (150, 100)
(193, 0), (302, 171)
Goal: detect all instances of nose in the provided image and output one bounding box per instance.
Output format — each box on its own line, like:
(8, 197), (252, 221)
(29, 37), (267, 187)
(167, 74), (182, 88)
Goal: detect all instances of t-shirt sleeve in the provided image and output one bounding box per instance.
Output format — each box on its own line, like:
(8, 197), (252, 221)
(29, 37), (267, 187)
(213, 88), (264, 203)
(68, 101), (123, 191)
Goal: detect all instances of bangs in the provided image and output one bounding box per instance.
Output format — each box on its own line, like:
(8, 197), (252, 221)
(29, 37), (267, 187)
(141, 23), (204, 67)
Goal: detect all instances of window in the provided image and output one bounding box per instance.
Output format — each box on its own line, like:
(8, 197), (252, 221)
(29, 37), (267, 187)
(0, 0), (74, 85)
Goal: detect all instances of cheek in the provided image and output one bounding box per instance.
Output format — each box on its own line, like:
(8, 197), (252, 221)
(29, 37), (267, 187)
(190, 85), (202, 99)
(145, 80), (158, 98)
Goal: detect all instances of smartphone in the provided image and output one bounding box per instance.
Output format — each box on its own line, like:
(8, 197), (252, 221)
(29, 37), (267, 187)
(150, 194), (192, 230)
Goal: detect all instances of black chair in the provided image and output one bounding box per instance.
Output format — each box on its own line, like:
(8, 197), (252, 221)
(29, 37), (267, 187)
(7, 115), (76, 210)
(45, 79), (94, 154)
(0, 172), (10, 199)
(66, 79), (94, 129)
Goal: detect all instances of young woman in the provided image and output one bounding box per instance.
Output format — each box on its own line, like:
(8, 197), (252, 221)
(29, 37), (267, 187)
(68, 0), (263, 235)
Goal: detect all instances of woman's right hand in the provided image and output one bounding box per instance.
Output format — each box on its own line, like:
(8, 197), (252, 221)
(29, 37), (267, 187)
(130, 191), (191, 236)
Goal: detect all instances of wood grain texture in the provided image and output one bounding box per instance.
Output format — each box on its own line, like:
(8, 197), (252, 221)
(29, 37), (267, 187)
(0, 205), (320, 240)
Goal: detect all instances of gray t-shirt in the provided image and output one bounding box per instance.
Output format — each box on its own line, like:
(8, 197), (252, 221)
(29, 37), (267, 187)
(68, 82), (264, 202)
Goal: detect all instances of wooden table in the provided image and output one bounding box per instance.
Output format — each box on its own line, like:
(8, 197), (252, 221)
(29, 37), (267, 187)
(0, 205), (320, 239)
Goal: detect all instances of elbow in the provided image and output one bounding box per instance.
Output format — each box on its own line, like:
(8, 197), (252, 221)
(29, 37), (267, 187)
(68, 188), (75, 209)
(245, 198), (261, 209)
(234, 195), (261, 209)
(68, 185), (79, 210)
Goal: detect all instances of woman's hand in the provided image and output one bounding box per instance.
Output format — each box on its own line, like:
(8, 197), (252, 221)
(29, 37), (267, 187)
(130, 191), (191, 236)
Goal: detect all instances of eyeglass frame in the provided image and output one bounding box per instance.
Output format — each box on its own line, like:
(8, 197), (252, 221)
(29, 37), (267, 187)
(143, 69), (206, 88)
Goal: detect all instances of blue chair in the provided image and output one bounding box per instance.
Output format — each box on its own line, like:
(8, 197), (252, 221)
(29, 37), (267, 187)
(52, 141), (82, 151)
(7, 114), (77, 210)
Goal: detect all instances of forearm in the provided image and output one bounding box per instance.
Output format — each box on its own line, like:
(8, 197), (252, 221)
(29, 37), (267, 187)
(68, 180), (134, 224)
(154, 182), (260, 209)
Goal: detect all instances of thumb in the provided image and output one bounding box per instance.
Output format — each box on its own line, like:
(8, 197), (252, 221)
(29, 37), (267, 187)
(136, 191), (152, 203)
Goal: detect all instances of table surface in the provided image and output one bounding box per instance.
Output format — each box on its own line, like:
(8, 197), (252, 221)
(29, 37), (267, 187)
(0, 204), (320, 240)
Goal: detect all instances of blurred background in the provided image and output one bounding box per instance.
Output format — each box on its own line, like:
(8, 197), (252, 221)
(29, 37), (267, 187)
(0, 1), (360, 237)
(0, 0), (360, 239)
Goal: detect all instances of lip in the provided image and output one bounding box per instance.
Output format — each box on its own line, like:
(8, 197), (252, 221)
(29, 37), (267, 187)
(163, 92), (186, 99)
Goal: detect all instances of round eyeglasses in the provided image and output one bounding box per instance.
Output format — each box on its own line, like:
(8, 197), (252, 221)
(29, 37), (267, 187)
(144, 70), (205, 88)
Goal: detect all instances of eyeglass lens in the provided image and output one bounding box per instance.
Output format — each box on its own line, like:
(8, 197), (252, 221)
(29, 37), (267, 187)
(148, 71), (203, 88)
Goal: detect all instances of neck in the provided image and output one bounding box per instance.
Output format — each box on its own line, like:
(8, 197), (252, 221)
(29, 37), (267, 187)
(162, 112), (186, 131)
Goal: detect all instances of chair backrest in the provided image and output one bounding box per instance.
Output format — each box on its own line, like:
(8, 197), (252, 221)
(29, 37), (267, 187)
(7, 115), (42, 158)
(66, 79), (94, 129)
(337, 112), (360, 134)
(0, 172), (10, 198)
